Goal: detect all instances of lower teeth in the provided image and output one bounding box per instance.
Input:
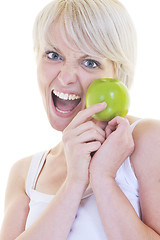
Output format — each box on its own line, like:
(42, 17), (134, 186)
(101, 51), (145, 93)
(56, 107), (71, 113)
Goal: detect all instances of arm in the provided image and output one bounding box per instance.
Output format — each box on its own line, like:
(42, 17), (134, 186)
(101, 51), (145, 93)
(0, 157), (87, 240)
(16, 177), (87, 240)
(0, 159), (89, 240)
(131, 119), (160, 237)
(90, 118), (160, 239)
(0, 158), (31, 240)
(0, 103), (107, 240)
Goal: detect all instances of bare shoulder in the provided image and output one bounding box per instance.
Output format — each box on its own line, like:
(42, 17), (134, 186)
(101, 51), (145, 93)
(0, 155), (33, 238)
(130, 118), (160, 232)
(9, 155), (32, 177)
(130, 118), (160, 180)
(8, 155), (32, 187)
(5, 155), (32, 209)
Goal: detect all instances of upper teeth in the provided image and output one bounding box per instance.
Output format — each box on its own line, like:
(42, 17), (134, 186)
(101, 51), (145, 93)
(53, 90), (81, 100)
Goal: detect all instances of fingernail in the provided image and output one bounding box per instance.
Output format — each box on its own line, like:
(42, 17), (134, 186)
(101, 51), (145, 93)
(100, 102), (107, 107)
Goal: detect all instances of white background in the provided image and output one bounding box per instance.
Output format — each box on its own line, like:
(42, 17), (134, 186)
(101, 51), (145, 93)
(0, 0), (160, 227)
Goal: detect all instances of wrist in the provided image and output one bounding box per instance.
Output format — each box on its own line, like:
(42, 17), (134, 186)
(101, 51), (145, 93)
(65, 175), (88, 192)
(90, 172), (116, 190)
(90, 164), (117, 183)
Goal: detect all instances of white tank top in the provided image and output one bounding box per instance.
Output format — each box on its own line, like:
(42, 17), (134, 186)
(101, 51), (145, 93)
(25, 119), (143, 239)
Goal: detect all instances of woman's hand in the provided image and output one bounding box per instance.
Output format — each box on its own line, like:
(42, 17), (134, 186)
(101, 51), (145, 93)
(62, 102), (107, 186)
(90, 116), (134, 181)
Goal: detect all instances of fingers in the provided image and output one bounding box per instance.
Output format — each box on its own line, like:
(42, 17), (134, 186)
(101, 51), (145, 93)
(105, 127), (113, 138)
(63, 120), (106, 147)
(69, 121), (105, 144)
(108, 116), (129, 127)
(75, 121), (105, 138)
(85, 141), (101, 154)
(105, 116), (130, 137)
(67, 102), (107, 129)
(78, 129), (105, 144)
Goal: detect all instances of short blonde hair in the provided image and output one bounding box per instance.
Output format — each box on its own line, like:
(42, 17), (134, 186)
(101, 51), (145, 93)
(33, 0), (137, 88)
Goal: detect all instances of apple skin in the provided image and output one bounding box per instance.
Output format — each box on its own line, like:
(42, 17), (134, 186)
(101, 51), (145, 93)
(85, 78), (130, 121)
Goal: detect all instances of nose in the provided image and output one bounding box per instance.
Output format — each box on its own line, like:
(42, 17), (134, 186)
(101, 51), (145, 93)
(58, 63), (77, 86)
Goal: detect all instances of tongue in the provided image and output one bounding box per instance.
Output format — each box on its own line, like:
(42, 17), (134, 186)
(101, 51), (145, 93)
(54, 95), (81, 111)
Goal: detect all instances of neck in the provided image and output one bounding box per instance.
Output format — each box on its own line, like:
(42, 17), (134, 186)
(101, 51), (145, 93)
(50, 141), (64, 158)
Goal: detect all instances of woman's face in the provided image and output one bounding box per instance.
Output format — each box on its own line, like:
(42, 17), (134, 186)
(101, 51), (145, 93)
(37, 21), (115, 131)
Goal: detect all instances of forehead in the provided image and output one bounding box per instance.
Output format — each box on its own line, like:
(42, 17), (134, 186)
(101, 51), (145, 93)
(48, 21), (82, 53)
(44, 18), (105, 59)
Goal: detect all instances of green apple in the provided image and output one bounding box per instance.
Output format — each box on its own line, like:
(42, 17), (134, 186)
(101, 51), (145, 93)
(85, 78), (130, 121)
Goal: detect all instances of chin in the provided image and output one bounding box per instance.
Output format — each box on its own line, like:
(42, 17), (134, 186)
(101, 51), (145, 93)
(49, 119), (69, 132)
(48, 110), (78, 132)
(47, 95), (85, 131)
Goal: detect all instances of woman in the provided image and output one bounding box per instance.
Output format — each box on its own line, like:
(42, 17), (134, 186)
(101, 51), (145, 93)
(1, 0), (160, 239)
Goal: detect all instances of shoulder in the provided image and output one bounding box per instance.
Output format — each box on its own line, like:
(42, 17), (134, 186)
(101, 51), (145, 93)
(130, 118), (160, 180)
(9, 155), (32, 185)
(5, 155), (33, 209)
(130, 118), (160, 232)
(132, 117), (160, 137)
(1, 156), (34, 236)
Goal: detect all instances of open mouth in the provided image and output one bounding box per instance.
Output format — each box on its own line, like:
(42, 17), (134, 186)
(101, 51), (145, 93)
(52, 89), (81, 114)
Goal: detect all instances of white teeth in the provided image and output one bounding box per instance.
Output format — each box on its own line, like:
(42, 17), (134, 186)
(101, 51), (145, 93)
(53, 90), (81, 101)
(55, 107), (71, 113)
(69, 95), (72, 100)
(59, 93), (64, 99)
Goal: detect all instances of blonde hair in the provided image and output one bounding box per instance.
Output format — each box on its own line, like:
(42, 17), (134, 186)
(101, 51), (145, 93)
(33, 0), (137, 88)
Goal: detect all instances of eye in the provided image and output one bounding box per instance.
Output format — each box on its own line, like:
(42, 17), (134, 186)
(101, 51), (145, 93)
(46, 51), (64, 61)
(82, 59), (100, 69)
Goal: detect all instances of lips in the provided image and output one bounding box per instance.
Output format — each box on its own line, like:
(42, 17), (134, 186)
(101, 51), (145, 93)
(52, 89), (81, 114)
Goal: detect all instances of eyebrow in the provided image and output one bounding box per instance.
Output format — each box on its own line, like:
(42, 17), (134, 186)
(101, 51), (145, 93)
(45, 43), (98, 60)
(46, 44), (62, 55)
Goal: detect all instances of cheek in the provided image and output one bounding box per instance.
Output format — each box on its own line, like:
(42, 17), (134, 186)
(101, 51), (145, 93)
(82, 75), (99, 95)
(37, 61), (58, 89)
(36, 63), (56, 107)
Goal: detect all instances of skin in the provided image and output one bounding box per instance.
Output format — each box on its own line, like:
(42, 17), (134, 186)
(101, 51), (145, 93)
(1, 19), (160, 240)
(37, 21), (115, 132)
